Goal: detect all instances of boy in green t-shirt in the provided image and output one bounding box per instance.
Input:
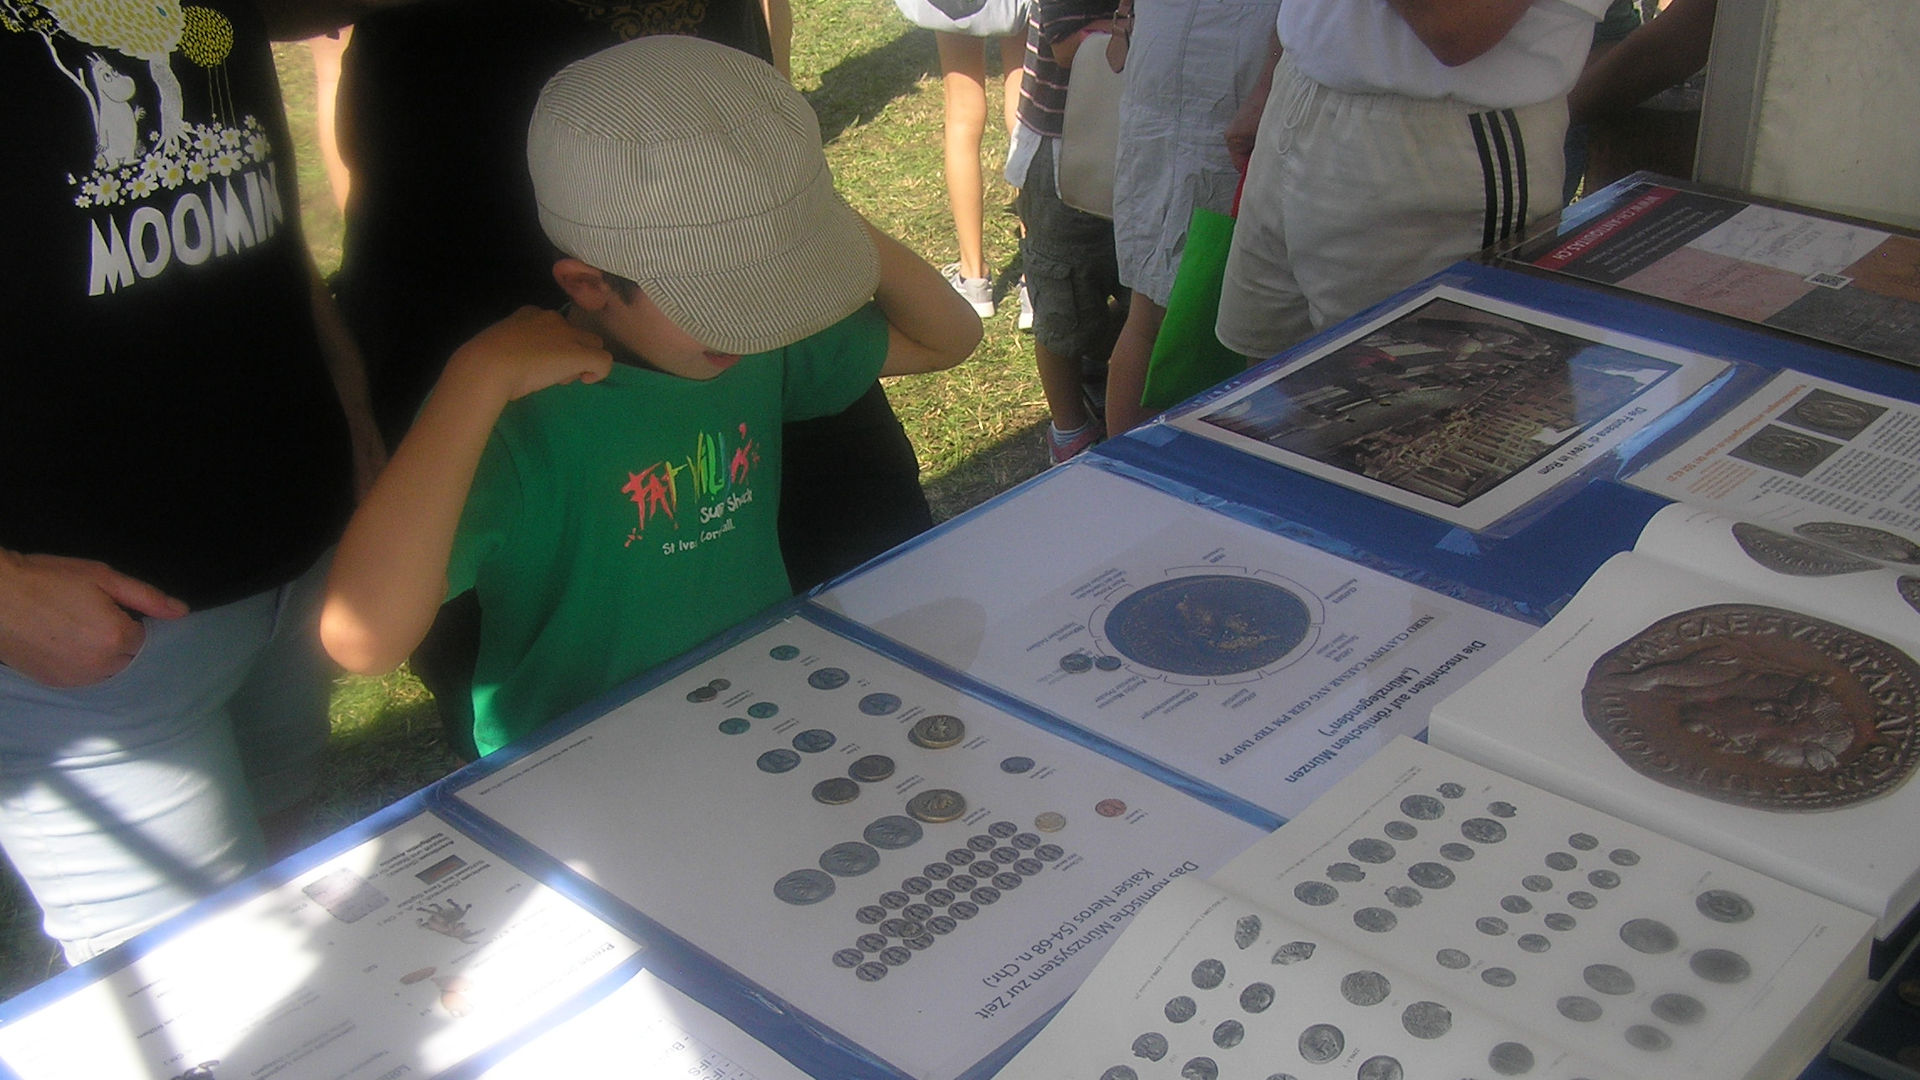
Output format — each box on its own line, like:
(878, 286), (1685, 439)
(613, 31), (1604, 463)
(321, 36), (981, 755)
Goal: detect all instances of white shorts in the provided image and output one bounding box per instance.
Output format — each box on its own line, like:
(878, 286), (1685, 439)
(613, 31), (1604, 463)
(1215, 58), (1569, 359)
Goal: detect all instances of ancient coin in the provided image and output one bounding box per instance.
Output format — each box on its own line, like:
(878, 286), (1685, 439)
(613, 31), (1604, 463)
(908, 714), (966, 749)
(1439, 843), (1475, 862)
(1240, 982), (1275, 1013)
(1298, 1024), (1344, 1064)
(927, 915), (957, 934)
(905, 788), (966, 823)
(1165, 995), (1197, 1023)
(1696, 888), (1755, 923)
(1481, 967), (1516, 988)
(967, 834), (995, 852)
(1609, 848), (1640, 866)
(1620, 918), (1677, 954)
(1543, 913), (1576, 931)
(1487, 1043), (1535, 1076)
(1488, 800), (1517, 818)
(792, 728), (837, 753)
(1652, 992), (1706, 1024)
(1795, 521), (1920, 564)
(1461, 818), (1507, 844)
(1402, 795), (1448, 822)
(991, 872), (1021, 891)
(1732, 522), (1880, 576)
(1522, 875), (1552, 892)
(1293, 881), (1338, 906)
(879, 890), (909, 909)
(880, 945), (911, 966)
(1384, 886), (1423, 908)
(1557, 995), (1602, 1022)
(923, 861), (952, 880)
(1327, 862), (1366, 883)
(1434, 948), (1470, 970)
(717, 717), (750, 735)
(1408, 862), (1455, 889)
(1191, 958), (1226, 989)
(773, 868), (835, 905)
(807, 667), (850, 690)
(1583, 604), (1920, 810)
(1131, 1033), (1169, 1061)
(849, 754), (897, 783)
(949, 900), (978, 919)
(1584, 963), (1636, 996)
(1000, 756), (1035, 774)
(1501, 895), (1532, 914)
(812, 777), (861, 805)
(1783, 392), (1883, 438)
(1625, 1025), (1672, 1051)
(1349, 837), (1396, 863)
(863, 815), (922, 849)
(1566, 891), (1598, 910)
(859, 692), (902, 715)
(1568, 831), (1599, 850)
(1588, 870), (1618, 890)
(1105, 575), (1313, 676)
(1354, 907), (1398, 933)
(1356, 1056), (1403, 1080)
(1212, 1020), (1244, 1049)
(971, 885), (1001, 905)
(1437, 782), (1466, 798)
(987, 820), (1018, 838)
(1234, 914), (1262, 949)
(1517, 934), (1550, 953)
(686, 685), (717, 703)
(1384, 821), (1418, 841)
(1691, 948), (1752, 983)
(819, 841), (880, 877)
(769, 645), (800, 661)
(1271, 940), (1315, 965)
(1476, 917), (1508, 936)
(1401, 1001), (1452, 1039)
(1341, 970), (1391, 1006)
(1095, 655), (1124, 671)
(1544, 851), (1577, 871)
(1730, 426), (1841, 477)
(1101, 1069), (1137, 1080)
(857, 933), (888, 952)
(1182, 1057), (1219, 1080)
(746, 701), (779, 718)
(757, 748), (801, 774)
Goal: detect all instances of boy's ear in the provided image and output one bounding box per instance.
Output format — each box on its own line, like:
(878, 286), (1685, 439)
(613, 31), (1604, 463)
(553, 257), (618, 311)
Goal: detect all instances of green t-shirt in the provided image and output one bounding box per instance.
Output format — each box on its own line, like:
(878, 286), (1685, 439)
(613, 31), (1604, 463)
(448, 305), (890, 754)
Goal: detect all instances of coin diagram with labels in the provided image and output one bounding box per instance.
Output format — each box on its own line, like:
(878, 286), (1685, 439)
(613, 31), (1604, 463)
(692, 639), (1101, 984)
(1081, 568), (1324, 686)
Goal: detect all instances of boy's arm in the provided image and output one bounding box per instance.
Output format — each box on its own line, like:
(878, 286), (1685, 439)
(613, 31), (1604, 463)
(866, 222), (984, 377)
(1386, 0), (1534, 67)
(321, 308), (610, 674)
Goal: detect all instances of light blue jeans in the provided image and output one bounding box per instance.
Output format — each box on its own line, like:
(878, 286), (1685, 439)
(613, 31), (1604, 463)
(0, 554), (332, 963)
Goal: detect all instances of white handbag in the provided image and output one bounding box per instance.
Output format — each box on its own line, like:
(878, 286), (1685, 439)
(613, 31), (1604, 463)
(1054, 31), (1124, 219)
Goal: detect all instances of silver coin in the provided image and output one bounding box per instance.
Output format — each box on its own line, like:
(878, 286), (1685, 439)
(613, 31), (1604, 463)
(1015, 858), (1044, 875)
(903, 899), (933, 917)
(1477, 916), (1508, 936)
(1482, 967), (1516, 987)
(1298, 1024), (1345, 1064)
(1652, 992), (1707, 1025)
(1234, 914), (1263, 949)
(1212, 1019), (1245, 1048)
(792, 728), (836, 753)
(1568, 832), (1599, 850)
(812, 777), (860, 805)
(1013, 832), (1041, 850)
(1691, 948), (1752, 983)
(855, 961), (887, 982)
(1488, 1042), (1535, 1076)
(971, 886), (1001, 905)
(1620, 918), (1677, 954)
(1181, 1058), (1219, 1080)
(879, 890), (909, 908)
(908, 714), (965, 749)
(1584, 963), (1636, 996)
(850, 754), (896, 783)
(1501, 895), (1532, 914)
(1035, 843), (1065, 860)
(857, 932), (887, 952)
(773, 868), (835, 905)
(1401, 1001), (1452, 1039)
(923, 861), (952, 880)
(970, 861), (998, 878)
(1401, 794), (1446, 820)
(991, 846), (1018, 864)
(1356, 1056), (1403, 1080)
(904, 934), (934, 951)
(1696, 889), (1755, 923)
(906, 788), (966, 823)
(1327, 862), (1366, 882)
(864, 815), (922, 849)
(991, 872), (1021, 891)
(1385, 886), (1423, 908)
(819, 841), (880, 877)
(1589, 869), (1622, 889)
(833, 948), (864, 968)
(856, 904), (886, 924)
(757, 748), (801, 773)
(1341, 970), (1392, 1006)
(950, 900), (978, 919)
(1558, 995), (1602, 1022)
(1191, 958), (1227, 990)
(1461, 818), (1507, 843)
(1545, 851), (1577, 871)
(1567, 891), (1598, 910)
(926, 888), (954, 906)
(948, 874), (976, 891)
(1625, 1025), (1672, 1051)
(927, 915), (957, 934)
(1165, 995), (1197, 1023)
(1354, 907), (1398, 933)
(1349, 838), (1396, 863)
(1518, 934), (1551, 953)
(1272, 941), (1316, 965)
(1131, 1033), (1169, 1061)
(988, 820), (1018, 838)
(881, 918), (922, 937)
(1435, 948), (1470, 970)
(1240, 982), (1275, 1013)
(1294, 881), (1338, 906)
(945, 848), (973, 865)
(1100, 1068), (1137, 1080)
(880, 945), (910, 966)
(967, 834), (995, 852)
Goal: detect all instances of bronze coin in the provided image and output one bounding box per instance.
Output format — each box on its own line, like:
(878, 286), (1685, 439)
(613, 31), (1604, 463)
(1795, 521), (1920, 564)
(1731, 522), (1880, 576)
(905, 788), (967, 823)
(908, 714), (966, 749)
(1583, 604), (1920, 810)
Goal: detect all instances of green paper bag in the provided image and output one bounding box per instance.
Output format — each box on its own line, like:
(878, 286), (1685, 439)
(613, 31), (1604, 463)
(1141, 205), (1247, 410)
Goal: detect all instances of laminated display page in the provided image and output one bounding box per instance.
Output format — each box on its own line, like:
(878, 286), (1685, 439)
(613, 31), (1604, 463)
(452, 615), (1268, 1080)
(816, 465), (1532, 817)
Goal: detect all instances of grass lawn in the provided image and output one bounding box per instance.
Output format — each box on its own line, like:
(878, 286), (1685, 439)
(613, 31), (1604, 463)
(0, 0), (1051, 1000)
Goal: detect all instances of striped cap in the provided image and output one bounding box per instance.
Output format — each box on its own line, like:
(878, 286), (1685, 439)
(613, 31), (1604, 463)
(528, 35), (879, 355)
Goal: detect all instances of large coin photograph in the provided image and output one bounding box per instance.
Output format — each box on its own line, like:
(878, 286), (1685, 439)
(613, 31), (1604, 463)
(1102, 575), (1312, 677)
(1582, 604), (1920, 811)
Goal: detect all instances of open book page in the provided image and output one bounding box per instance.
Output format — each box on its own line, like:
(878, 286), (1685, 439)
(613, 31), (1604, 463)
(996, 874), (1614, 1080)
(1429, 545), (1920, 936)
(0, 812), (641, 1080)
(1162, 283), (1728, 531)
(816, 464), (1532, 818)
(1629, 370), (1920, 543)
(451, 615), (1267, 1080)
(1636, 503), (1920, 637)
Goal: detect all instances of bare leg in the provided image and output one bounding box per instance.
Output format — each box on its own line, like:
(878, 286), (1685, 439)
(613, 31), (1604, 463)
(1104, 294), (1165, 436)
(1037, 340), (1092, 434)
(936, 32), (991, 281)
(306, 29), (351, 211)
(998, 34), (1025, 143)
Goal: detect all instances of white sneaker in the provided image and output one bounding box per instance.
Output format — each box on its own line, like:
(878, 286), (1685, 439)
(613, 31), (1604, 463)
(942, 263), (995, 318)
(1016, 278), (1034, 332)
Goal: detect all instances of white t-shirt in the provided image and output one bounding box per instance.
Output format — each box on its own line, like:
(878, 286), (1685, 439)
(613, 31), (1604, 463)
(1279, 0), (1612, 109)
